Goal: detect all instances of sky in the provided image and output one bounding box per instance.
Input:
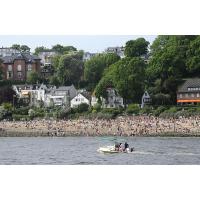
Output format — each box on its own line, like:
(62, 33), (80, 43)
(0, 35), (156, 53)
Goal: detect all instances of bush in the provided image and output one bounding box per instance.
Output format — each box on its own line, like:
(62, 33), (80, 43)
(2, 102), (13, 111)
(12, 114), (30, 121)
(72, 103), (89, 113)
(0, 105), (13, 120)
(139, 106), (152, 115)
(28, 109), (36, 120)
(126, 104), (140, 115)
(13, 107), (30, 115)
(152, 106), (167, 116)
(92, 103), (101, 112)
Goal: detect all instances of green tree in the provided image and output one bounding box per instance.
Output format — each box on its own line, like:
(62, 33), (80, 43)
(27, 72), (40, 84)
(186, 36), (200, 74)
(12, 44), (21, 50)
(49, 75), (60, 86)
(20, 45), (30, 52)
(0, 86), (16, 105)
(146, 35), (197, 104)
(12, 44), (31, 52)
(34, 46), (48, 55)
(52, 44), (77, 54)
(124, 38), (149, 57)
(95, 57), (146, 104)
(57, 52), (83, 86)
(84, 53), (120, 91)
(0, 58), (3, 80)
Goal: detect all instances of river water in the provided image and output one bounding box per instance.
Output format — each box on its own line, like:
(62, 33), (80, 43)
(0, 136), (200, 164)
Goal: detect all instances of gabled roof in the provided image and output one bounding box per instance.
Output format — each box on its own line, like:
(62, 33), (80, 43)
(177, 78), (200, 93)
(71, 92), (90, 101)
(2, 53), (41, 64)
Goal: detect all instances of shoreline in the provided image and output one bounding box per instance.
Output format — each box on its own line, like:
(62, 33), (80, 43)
(1, 115), (200, 137)
(1, 129), (200, 137)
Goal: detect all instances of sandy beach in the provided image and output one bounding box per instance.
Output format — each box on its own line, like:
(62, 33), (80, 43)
(1, 115), (200, 137)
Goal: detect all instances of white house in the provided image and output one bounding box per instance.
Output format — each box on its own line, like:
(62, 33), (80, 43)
(105, 47), (125, 58)
(91, 95), (98, 107)
(44, 85), (77, 107)
(13, 84), (49, 106)
(83, 52), (96, 61)
(70, 93), (90, 108)
(141, 91), (151, 108)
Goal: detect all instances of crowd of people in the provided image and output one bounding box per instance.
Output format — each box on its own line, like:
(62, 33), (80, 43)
(0, 115), (200, 136)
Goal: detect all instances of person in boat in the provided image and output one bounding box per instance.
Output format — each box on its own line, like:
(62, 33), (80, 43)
(119, 143), (124, 152)
(114, 142), (120, 151)
(124, 142), (129, 150)
(124, 142), (129, 152)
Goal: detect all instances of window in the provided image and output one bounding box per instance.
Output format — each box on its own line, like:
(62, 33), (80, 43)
(191, 93), (195, 98)
(185, 93), (188, 97)
(17, 65), (22, 71)
(8, 65), (12, 71)
(27, 64), (32, 71)
(7, 71), (13, 79)
(17, 72), (22, 79)
(197, 93), (200, 98)
(180, 94), (182, 98)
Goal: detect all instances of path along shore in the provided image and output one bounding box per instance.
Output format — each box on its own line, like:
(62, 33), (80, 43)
(1, 116), (200, 137)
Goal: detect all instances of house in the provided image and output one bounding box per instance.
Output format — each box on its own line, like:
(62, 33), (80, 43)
(101, 88), (124, 108)
(70, 93), (90, 108)
(83, 52), (96, 61)
(13, 84), (77, 107)
(12, 84), (49, 106)
(38, 50), (59, 66)
(0, 47), (20, 57)
(141, 91), (151, 108)
(177, 78), (200, 105)
(1, 53), (41, 81)
(91, 92), (98, 107)
(38, 50), (59, 78)
(44, 85), (77, 107)
(105, 47), (125, 58)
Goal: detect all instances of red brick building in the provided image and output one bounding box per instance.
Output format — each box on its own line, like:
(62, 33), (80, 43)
(0, 53), (41, 81)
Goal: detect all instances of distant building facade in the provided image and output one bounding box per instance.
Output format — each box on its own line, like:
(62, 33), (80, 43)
(83, 52), (96, 61)
(1, 53), (41, 81)
(38, 50), (59, 66)
(38, 50), (59, 79)
(45, 85), (77, 107)
(70, 93), (90, 108)
(101, 88), (124, 108)
(105, 47), (125, 58)
(141, 91), (151, 108)
(0, 47), (20, 57)
(177, 78), (200, 105)
(13, 84), (77, 107)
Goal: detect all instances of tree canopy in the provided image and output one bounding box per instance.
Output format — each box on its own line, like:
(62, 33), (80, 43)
(145, 35), (198, 104)
(56, 52), (83, 86)
(95, 57), (146, 104)
(12, 44), (30, 52)
(84, 53), (120, 91)
(124, 38), (149, 57)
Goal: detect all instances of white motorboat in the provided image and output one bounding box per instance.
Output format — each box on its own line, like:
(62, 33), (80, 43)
(97, 145), (134, 153)
(97, 146), (119, 153)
